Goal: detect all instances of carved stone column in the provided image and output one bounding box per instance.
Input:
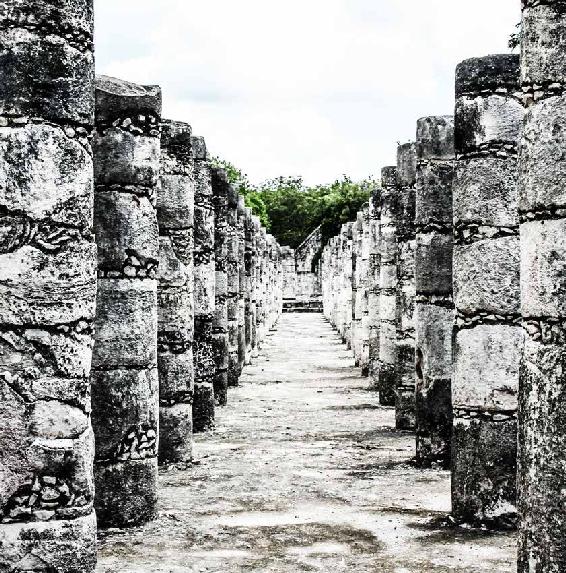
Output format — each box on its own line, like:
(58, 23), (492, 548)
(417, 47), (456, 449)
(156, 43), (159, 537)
(237, 197), (247, 378)
(414, 116), (454, 469)
(378, 167), (398, 406)
(395, 143), (417, 430)
(157, 120), (194, 465)
(452, 55), (522, 528)
(368, 190), (382, 389)
(227, 185), (240, 388)
(211, 168), (229, 406)
(192, 136), (215, 431)
(91, 76), (161, 526)
(519, 2), (566, 569)
(0, 1), (97, 568)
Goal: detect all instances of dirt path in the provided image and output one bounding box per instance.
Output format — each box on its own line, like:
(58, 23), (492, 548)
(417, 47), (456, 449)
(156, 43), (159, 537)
(97, 313), (516, 572)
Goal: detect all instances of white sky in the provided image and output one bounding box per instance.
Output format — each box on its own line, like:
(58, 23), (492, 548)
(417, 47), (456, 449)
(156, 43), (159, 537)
(95, 0), (520, 186)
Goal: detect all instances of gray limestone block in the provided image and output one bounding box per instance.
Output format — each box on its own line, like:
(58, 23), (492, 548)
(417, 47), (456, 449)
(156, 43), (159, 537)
(0, 239), (97, 326)
(452, 416), (517, 528)
(415, 162), (454, 225)
(0, 124), (94, 228)
(91, 279), (157, 369)
(454, 157), (519, 227)
(91, 367), (158, 462)
(381, 166), (397, 188)
(415, 303), (453, 381)
(160, 119), (192, 167)
(521, 3), (566, 87)
(415, 232), (453, 295)
(194, 206), (215, 255)
(397, 144), (417, 188)
(0, 381), (95, 515)
(519, 94), (566, 213)
(455, 95), (523, 152)
(192, 382), (215, 433)
(0, 512), (97, 573)
(158, 351), (194, 399)
(416, 115), (454, 161)
(455, 55), (520, 97)
(0, 327), (92, 409)
(157, 174), (194, 231)
(191, 136), (207, 161)
(95, 76), (161, 127)
(521, 218), (566, 318)
(453, 324), (521, 411)
(94, 458), (157, 528)
(194, 262), (215, 316)
(94, 191), (159, 275)
(0, 1), (94, 125)
(159, 403), (192, 465)
(453, 236), (521, 315)
(397, 280), (415, 335)
(158, 236), (191, 289)
(94, 129), (161, 189)
(158, 287), (193, 344)
(379, 321), (397, 367)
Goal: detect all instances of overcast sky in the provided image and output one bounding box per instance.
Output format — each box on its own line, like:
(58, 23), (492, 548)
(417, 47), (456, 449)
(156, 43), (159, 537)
(95, 0), (520, 186)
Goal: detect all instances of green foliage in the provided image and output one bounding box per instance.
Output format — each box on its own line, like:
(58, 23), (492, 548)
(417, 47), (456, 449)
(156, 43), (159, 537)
(212, 157), (375, 249)
(509, 22), (521, 50)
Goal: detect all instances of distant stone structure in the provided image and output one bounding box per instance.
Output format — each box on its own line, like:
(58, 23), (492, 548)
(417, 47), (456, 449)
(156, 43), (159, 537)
(368, 190), (382, 388)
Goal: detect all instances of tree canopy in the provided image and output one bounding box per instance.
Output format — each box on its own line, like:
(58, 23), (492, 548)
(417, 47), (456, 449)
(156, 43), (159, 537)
(211, 157), (375, 249)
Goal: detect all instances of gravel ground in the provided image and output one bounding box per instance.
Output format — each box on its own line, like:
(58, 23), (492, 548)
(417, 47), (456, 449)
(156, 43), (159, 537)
(97, 313), (516, 572)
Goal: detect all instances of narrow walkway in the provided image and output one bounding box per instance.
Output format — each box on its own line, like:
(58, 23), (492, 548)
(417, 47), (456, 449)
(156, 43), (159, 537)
(97, 314), (515, 572)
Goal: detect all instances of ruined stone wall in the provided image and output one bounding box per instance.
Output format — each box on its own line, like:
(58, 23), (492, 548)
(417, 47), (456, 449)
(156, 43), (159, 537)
(452, 55), (522, 528)
(91, 76), (161, 528)
(518, 2), (566, 569)
(414, 116), (454, 469)
(158, 120), (194, 465)
(294, 226), (323, 305)
(0, 1), (98, 568)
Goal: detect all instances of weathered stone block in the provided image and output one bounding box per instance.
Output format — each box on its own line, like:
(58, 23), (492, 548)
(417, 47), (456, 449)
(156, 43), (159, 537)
(415, 162), (454, 225)
(453, 237), (520, 316)
(453, 325), (521, 412)
(415, 233), (452, 295)
(92, 279), (157, 369)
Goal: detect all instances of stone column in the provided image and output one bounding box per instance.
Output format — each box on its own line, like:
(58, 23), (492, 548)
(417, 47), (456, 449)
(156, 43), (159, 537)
(250, 217), (261, 357)
(395, 143), (417, 430)
(91, 76), (161, 527)
(352, 213), (363, 365)
(378, 167), (398, 406)
(157, 120), (194, 465)
(519, 3), (566, 569)
(244, 208), (254, 363)
(368, 190), (382, 389)
(340, 223), (354, 347)
(227, 186), (240, 388)
(211, 168), (229, 406)
(192, 136), (215, 431)
(255, 226), (267, 349)
(0, 1), (97, 568)
(414, 116), (454, 469)
(237, 197), (247, 378)
(360, 205), (372, 376)
(452, 55), (522, 528)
